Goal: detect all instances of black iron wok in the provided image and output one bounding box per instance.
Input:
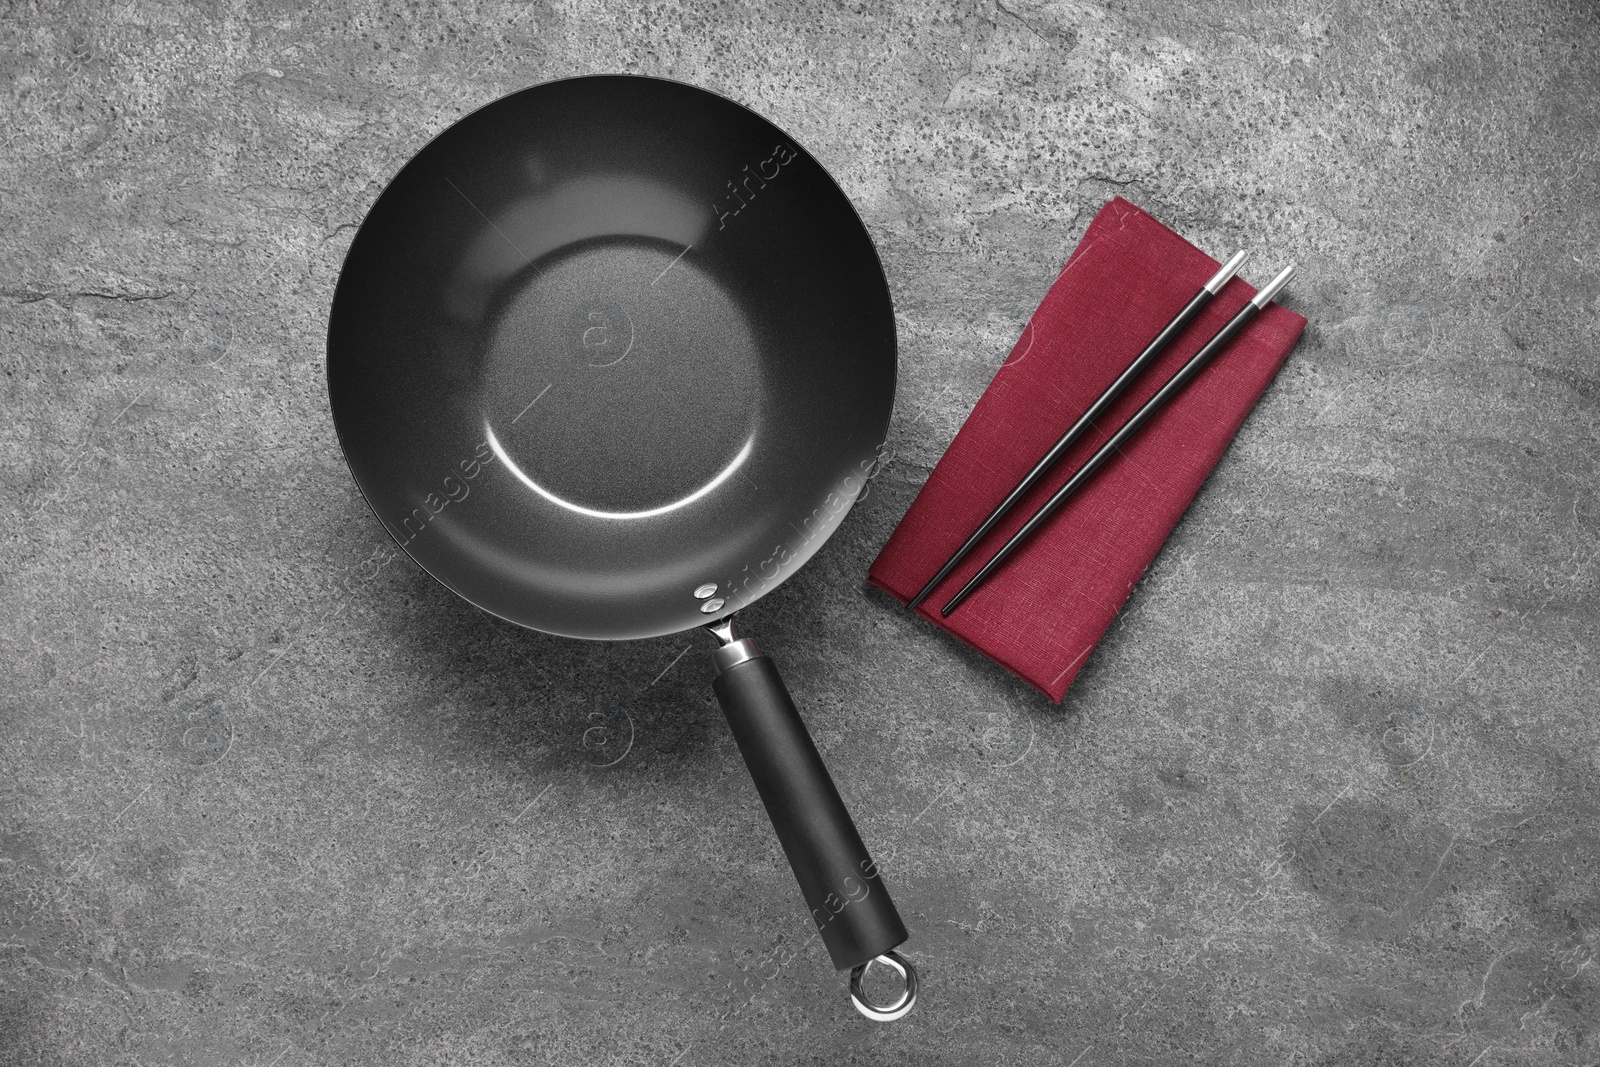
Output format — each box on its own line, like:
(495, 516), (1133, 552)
(327, 75), (914, 1019)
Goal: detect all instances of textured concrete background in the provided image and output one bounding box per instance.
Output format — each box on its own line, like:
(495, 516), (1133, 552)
(3, 1), (1597, 1064)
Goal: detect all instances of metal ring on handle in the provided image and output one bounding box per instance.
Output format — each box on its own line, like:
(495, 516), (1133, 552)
(849, 950), (918, 1022)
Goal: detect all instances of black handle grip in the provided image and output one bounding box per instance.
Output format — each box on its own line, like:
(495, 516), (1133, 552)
(712, 653), (908, 971)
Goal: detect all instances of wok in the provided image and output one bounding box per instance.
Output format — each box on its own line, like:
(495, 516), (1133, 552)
(327, 75), (914, 1019)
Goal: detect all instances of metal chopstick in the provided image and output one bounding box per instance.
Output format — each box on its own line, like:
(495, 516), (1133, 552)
(939, 262), (1297, 618)
(907, 250), (1251, 611)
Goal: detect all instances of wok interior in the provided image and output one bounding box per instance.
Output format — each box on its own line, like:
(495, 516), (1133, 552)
(328, 77), (896, 639)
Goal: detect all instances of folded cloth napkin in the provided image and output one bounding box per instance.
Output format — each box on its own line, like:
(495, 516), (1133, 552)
(868, 197), (1307, 702)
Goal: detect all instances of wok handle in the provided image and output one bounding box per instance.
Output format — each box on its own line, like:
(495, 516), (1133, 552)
(709, 627), (912, 1004)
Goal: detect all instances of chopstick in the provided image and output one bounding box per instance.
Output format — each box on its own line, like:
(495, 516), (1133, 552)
(906, 250), (1251, 611)
(939, 261), (1298, 618)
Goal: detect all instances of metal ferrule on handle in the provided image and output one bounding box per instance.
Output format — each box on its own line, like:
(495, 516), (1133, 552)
(711, 638), (762, 675)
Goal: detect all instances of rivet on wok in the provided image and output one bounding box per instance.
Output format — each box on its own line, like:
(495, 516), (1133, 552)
(699, 597), (725, 613)
(693, 582), (718, 599)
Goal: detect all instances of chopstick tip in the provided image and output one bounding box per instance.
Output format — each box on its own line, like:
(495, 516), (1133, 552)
(1250, 261), (1297, 308)
(1203, 249), (1251, 293)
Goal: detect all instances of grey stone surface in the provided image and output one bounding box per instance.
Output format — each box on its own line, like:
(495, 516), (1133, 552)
(2, 0), (1597, 1064)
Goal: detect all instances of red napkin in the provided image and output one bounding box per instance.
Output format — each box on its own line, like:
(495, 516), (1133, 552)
(868, 198), (1306, 702)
